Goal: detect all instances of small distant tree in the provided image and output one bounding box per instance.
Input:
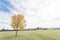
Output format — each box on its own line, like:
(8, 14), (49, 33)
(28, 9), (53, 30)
(11, 14), (26, 36)
(2, 28), (5, 31)
(37, 27), (40, 30)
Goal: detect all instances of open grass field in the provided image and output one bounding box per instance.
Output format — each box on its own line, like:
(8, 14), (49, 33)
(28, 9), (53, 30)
(0, 30), (60, 40)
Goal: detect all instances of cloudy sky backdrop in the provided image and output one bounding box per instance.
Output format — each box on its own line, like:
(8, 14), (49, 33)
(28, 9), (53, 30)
(0, 0), (60, 29)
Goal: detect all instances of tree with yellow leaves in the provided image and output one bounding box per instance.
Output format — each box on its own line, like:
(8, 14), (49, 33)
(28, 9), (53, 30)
(11, 14), (26, 36)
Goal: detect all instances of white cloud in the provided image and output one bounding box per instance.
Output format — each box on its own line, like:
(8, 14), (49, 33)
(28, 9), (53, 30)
(0, 12), (12, 29)
(1, 0), (60, 29)
(25, 0), (60, 28)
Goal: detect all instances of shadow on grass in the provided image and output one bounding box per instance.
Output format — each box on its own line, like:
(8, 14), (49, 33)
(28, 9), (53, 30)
(0, 35), (56, 40)
(37, 35), (56, 40)
(0, 35), (17, 40)
(2, 36), (32, 40)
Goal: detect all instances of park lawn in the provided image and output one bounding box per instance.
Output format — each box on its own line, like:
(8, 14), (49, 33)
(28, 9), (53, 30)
(0, 30), (60, 40)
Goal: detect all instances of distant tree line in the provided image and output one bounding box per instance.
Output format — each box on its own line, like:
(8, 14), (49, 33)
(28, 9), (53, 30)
(25, 27), (60, 31)
(1, 27), (60, 31)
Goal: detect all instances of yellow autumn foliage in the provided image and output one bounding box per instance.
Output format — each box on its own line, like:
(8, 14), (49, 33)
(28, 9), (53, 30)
(11, 14), (26, 30)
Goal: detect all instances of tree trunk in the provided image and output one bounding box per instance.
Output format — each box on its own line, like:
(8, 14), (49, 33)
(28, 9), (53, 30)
(15, 30), (17, 36)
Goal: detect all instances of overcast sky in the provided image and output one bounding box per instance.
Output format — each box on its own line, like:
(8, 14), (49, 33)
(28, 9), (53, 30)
(0, 0), (60, 29)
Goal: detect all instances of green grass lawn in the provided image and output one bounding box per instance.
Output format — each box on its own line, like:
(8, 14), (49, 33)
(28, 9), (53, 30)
(0, 30), (60, 40)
